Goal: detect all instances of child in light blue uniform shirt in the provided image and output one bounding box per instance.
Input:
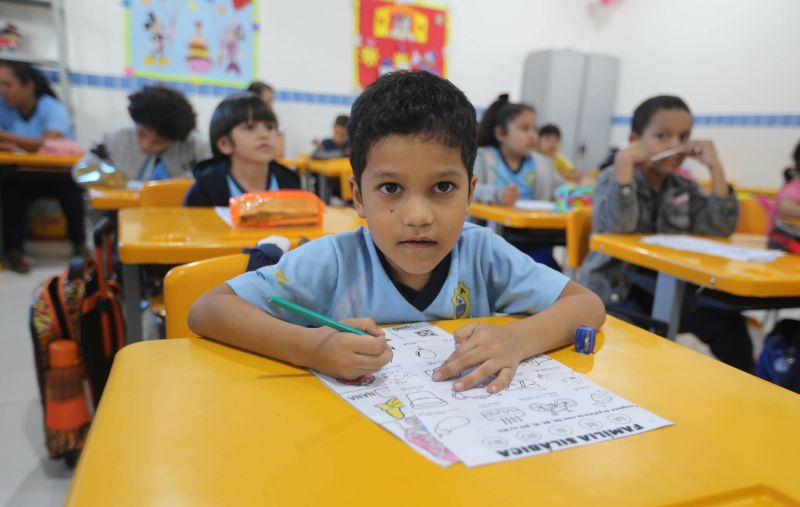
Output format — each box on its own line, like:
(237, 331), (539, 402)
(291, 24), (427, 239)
(229, 222), (567, 325)
(190, 71), (605, 392)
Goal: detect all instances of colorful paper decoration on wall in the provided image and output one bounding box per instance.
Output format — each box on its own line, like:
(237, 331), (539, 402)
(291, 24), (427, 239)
(354, 0), (448, 89)
(125, 0), (258, 86)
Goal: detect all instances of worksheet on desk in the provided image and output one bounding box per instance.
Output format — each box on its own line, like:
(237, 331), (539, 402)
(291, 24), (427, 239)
(314, 322), (673, 467)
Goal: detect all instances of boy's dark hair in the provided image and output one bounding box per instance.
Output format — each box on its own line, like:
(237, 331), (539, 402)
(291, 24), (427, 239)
(538, 123), (561, 138)
(209, 92), (277, 160)
(128, 86), (196, 141)
(631, 95), (691, 136)
(247, 81), (273, 95)
(334, 115), (349, 128)
(348, 71), (477, 184)
(0, 60), (57, 99)
(476, 94), (536, 148)
(784, 140), (800, 182)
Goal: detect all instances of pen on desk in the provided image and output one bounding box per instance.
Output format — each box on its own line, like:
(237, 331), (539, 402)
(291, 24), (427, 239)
(267, 295), (371, 336)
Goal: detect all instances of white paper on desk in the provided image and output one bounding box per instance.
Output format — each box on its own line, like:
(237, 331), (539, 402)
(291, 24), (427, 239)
(514, 199), (555, 211)
(314, 322), (673, 467)
(314, 371), (459, 467)
(126, 180), (144, 190)
(214, 206), (233, 227)
(641, 235), (785, 262)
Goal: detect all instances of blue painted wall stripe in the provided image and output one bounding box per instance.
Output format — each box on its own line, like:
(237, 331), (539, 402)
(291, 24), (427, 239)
(611, 114), (800, 128)
(40, 70), (800, 128)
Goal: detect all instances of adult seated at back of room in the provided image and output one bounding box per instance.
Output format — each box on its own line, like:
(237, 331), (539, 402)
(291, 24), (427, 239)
(0, 60), (85, 273)
(77, 86), (211, 181)
(184, 92), (300, 207)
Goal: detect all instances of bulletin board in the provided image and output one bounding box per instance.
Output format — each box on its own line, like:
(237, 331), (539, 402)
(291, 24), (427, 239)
(354, 0), (448, 89)
(125, 0), (259, 86)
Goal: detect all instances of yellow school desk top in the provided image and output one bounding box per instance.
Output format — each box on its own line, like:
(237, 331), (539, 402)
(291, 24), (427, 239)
(591, 233), (800, 297)
(118, 205), (364, 264)
(65, 315), (800, 506)
(87, 186), (141, 210)
(275, 156), (310, 171)
(469, 202), (567, 229)
(307, 157), (352, 176)
(0, 151), (80, 168)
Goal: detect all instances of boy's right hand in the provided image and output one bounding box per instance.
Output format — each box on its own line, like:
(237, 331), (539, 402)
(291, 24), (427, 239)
(615, 141), (652, 166)
(499, 185), (520, 206)
(309, 318), (393, 380)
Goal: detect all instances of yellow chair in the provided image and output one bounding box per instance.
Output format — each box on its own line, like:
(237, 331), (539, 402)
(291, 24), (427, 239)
(735, 197), (770, 234)
(566, 207), (593, 270)
(139, 178), (194, 207)
(163, 254), (249, 339)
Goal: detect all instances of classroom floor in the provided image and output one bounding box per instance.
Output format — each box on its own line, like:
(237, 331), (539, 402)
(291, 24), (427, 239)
(0, 243), (778, 507)
(1, 249), (73, 507)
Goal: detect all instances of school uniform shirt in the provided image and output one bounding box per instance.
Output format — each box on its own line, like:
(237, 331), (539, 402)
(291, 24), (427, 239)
(227, 222), (570, 325)
(472, 146), (563, 204)
(0, 95), (73, 138)
(577, 167), (738, 303)
(183, 157), (301, 207)
(77, 125), (211, 181)
(310, 138), (350, 160)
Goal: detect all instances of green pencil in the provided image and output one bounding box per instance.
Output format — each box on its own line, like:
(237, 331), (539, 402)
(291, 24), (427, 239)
(268, 296), (370, 336)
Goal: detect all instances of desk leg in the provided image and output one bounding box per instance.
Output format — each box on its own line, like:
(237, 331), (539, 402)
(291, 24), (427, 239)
(123, 263), (143, 343)
(317, 176), (330, 204)
(651, 274), (685, 340)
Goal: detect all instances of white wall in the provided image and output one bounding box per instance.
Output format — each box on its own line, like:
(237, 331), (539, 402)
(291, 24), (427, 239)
(6, 0), (799, 186)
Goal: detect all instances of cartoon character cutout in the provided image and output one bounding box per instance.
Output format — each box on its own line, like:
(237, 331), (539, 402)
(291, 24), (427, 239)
(451, 282), (471, 319)
(186, 20), (212, 73)
(144, 11), (168, 66)
(219, 23), (245, 74)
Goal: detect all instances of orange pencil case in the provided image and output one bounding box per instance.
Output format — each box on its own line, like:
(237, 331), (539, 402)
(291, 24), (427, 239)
(229, 190), (325, 229)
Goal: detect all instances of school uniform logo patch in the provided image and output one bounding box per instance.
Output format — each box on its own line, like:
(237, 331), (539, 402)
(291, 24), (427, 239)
(271, 268), (288, 284)
(451, 282), (471, 319)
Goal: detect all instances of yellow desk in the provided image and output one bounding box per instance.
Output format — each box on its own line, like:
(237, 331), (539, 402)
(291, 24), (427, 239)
(118, 206), (364, 341)
(0, 151), (82, 253)
(307, 158), (353, 202)
(591, 233), (800, 337)
(276, 156), (312, 190)
(469, 202), (567, 229)
(87, 187), (141, 210)
(0, 151), (80, 168)
(66, 316), (800, 506)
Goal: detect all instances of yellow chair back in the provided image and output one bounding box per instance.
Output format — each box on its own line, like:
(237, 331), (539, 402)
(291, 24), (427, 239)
(139, 178), (194, 207)
(164, 254), (249, 338)
(566, 207), (593, 270)
(735, 197), (770, 234)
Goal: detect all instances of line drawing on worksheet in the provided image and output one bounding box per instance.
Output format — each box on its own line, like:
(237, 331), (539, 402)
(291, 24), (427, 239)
(315, 322), (673, 468)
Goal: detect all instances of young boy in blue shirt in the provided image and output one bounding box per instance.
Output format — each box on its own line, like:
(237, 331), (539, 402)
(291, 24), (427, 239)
(189, 71), (605, 392)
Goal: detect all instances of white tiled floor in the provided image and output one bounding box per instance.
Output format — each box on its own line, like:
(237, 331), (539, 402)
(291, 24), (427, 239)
(0, 254), (73, 507)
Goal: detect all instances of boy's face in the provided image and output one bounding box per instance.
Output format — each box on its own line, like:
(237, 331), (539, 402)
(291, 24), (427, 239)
(632, 108), (693, 175)
(352, 134), (476, 291)
(135, 124), (172, 155)
(332, 124), (348, 146)
(217, 120), (278, 163)
(495, 110), (538, 157)
(538, 134), (560, 156)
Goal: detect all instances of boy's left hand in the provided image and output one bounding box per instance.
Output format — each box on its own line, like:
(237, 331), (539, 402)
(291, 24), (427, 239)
(432, 323), (525, 393)
(686, 140), (721, 168)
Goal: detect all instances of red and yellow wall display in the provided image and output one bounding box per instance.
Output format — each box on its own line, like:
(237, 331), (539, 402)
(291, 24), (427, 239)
(354, 0), (448, 89)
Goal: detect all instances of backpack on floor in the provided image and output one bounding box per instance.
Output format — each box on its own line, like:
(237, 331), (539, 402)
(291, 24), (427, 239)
(28, 217), (125, 467)
(755, 319), (800, 394)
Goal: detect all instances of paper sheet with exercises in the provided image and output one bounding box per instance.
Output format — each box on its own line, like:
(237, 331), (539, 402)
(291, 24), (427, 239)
(314, 322), (673, 467)
(641, 235), (785, 262)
